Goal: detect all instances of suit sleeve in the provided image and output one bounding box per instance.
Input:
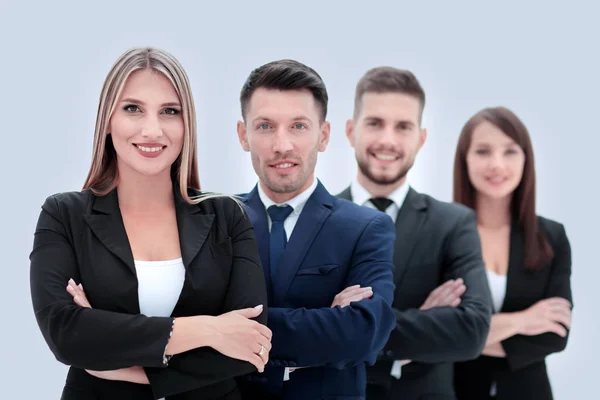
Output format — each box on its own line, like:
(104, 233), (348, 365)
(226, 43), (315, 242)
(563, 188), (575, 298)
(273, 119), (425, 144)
(145, 199), (270, 398)
(29, 196), (174, 371)
(381, 209), (493, 362)
(501, 223), (573, 371)
(267, 214), (396, 369)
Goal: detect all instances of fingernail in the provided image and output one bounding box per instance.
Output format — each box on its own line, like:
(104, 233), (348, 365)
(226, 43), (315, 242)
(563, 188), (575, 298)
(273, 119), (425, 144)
(254, 304), (263, 310)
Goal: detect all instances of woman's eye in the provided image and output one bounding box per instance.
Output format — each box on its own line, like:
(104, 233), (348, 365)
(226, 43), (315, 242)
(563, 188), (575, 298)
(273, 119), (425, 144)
(163, 108), (180, 115)
(123, 105), (140, 113)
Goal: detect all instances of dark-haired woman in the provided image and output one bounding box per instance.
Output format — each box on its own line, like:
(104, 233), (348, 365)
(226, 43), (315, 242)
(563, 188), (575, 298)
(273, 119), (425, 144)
(452, 107), (573, 400)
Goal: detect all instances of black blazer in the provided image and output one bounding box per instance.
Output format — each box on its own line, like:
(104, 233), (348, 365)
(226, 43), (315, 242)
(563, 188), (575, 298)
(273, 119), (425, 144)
(338, 187), (492, 400)
(453, 216), (572, 400)
(29, 187), (268, 400)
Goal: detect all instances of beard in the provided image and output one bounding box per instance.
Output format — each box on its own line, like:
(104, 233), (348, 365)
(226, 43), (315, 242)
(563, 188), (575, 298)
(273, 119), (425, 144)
(256, 144), (319, 195)
(357, 153), (415, 186)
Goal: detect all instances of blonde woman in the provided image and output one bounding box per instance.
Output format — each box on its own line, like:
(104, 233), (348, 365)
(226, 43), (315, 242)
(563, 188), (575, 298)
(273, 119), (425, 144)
(29, 47), (271, 400)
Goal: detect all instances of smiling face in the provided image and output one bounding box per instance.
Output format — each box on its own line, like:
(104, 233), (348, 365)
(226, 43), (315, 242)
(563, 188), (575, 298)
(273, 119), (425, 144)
(108, 68), (184, 179)
(466, 121), (525, 200)
(237, 88), (330, 202)
(347, 92), (426, 187)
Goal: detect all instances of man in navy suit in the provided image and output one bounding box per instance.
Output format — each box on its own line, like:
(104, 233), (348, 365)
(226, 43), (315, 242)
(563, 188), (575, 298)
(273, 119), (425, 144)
(234, 59), (397, 400)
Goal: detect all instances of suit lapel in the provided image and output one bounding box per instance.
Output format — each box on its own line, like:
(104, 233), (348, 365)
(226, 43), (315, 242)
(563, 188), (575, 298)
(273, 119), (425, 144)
(501, 219), (523, 313)
(336, 186), (352, 201)
(171, 191), (215, 316)
(84, 187), (215, 315)
(273, 182), (333, 304)
(243, 186), (274, 303)
(392, 188), (427, 286)
(174, 193), (214, 270)
(84, 189), (136, 275)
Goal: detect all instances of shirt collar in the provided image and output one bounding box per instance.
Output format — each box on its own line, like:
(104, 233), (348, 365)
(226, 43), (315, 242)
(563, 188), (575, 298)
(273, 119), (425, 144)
(351, 178), (410, 209)
(257, 177), (318, 215)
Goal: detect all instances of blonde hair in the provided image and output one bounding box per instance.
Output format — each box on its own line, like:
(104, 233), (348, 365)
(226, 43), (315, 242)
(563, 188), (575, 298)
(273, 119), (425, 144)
(82, 47), (238, 207)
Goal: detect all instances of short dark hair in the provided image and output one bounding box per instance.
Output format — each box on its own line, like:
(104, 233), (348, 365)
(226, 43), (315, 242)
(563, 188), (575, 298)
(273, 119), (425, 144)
(240, 59), (328, 122)
(354, 67), (426, 121)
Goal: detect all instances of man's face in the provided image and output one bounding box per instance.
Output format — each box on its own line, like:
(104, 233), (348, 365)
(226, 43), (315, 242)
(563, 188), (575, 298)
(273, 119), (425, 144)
(238, 88), (330, 201)
(346, 92), (426, 186)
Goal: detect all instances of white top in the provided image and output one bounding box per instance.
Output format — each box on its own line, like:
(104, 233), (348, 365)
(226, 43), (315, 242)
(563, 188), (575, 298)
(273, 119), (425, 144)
(257, 177), (319, 238)
(486, 270), (507, 396)
(486, 269), (507, 313)
(350, 179), (410, 223)
(134, 258), (185, 318)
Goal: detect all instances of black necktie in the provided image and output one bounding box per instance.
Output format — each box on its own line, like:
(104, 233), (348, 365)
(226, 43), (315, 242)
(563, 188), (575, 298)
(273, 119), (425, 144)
(370, 197), (393, 212)
(267, 205), (294, 280)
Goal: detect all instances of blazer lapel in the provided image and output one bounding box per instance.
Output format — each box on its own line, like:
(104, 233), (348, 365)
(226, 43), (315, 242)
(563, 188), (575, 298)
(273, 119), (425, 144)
(174, 193), (214, 270)
(171, 190), (215, 316)
(501, 220), (523, 313)
(336, 185), (352, 201)
(243, 186), (273, 303)
(273, 182), (333, 304)
(393, 188), (427, 286)
(84, 189), (136, 275)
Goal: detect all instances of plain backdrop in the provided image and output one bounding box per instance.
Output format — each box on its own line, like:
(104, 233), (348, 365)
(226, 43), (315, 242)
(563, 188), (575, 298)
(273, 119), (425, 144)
(0, 1), (596, 398)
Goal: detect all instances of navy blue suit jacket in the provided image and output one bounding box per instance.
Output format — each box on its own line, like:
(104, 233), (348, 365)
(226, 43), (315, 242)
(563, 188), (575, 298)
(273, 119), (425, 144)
(237, 181), (397, 399)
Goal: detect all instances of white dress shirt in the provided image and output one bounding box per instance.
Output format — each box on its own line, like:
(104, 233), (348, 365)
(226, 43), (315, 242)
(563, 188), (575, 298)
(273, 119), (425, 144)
(350, 179), (410, 223)
(257, 177), (318, 237)
(350, 179), (410, 379)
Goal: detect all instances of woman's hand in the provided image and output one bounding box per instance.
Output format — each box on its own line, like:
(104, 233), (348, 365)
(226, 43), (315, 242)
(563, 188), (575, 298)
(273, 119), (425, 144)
(515, 297), (572, 337)
(66, 279), (91, 308)
(66, 279), (148, 384)
(207, 305), (272, 372)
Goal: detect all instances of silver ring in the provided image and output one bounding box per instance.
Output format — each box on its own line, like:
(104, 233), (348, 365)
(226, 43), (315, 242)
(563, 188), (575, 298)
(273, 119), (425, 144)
(258, 345), (265, 356)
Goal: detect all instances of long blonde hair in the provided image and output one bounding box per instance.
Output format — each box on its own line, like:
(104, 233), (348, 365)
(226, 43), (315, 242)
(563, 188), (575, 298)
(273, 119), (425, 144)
(83, 47), (218, 205)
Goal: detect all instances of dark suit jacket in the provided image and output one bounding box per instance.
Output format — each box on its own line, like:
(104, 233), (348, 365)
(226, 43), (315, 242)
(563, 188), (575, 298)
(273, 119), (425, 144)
(29, 186), (268, 400)
(338, 186), (492, 400)
(237, 181), (397, 400)
(453, 216), (572, 400)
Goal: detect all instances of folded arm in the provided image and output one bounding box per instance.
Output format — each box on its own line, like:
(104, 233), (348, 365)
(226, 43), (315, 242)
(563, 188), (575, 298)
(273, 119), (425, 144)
(30, 196), (178, 371)
(267, 214), (396, 369)
(148, 201), (270, 397)
(499, 224), (573, 371)
(382, 210), (493, 363)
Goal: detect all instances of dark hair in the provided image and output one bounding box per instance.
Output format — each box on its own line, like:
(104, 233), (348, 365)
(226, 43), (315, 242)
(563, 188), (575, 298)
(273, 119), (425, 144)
(354, 66), (426, 121)
(240, 59), (328, 122)
(453, 106), (554, 270)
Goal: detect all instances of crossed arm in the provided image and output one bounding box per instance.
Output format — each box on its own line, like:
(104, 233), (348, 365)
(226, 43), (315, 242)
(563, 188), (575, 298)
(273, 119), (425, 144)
(30, 196), (271, 398)
(481, 224), (573, 371)
(266, 213), (397, 370)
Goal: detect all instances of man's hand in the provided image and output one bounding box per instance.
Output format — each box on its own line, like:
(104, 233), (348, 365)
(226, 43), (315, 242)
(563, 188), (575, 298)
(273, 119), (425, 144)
(331, 285), (373, 308)
(419, 278), (466, 311)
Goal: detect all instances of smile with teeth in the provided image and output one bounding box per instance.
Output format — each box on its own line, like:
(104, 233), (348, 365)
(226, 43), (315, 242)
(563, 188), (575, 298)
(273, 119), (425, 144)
(273, 163), (295, 169)
(135, 144), (164, 153)
(372, 153), (399, 161)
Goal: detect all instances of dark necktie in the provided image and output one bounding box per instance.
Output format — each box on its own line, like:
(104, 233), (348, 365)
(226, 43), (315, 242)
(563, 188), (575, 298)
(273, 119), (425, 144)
(267, 205), (294, 280)
(370, 197), (393, 212)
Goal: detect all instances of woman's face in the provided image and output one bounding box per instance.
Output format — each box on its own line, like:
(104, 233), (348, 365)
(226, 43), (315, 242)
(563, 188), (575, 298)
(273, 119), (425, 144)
(466, 121), (525, 201)
(108, 69), (184, 179)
